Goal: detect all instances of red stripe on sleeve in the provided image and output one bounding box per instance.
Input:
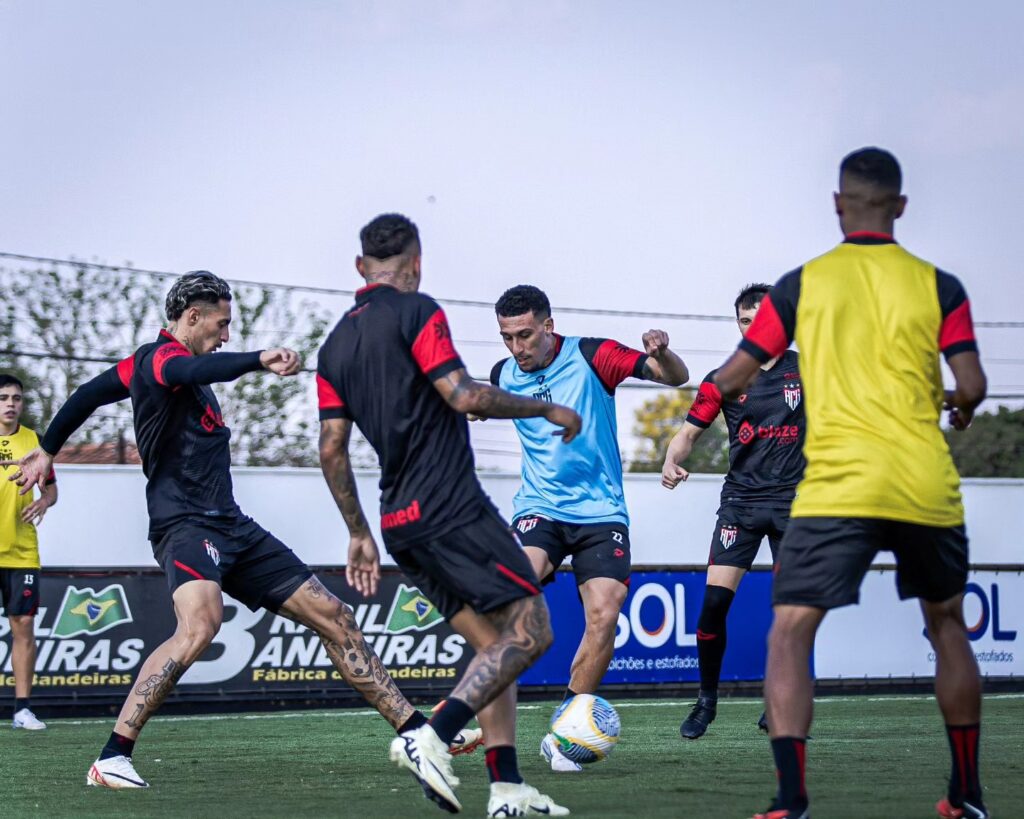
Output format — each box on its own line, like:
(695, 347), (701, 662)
(316, 373), (345, 411)
(591, 340), (645, 391)
(686, 381), (723, 427)
(411, 308), (460, 375)
(743, 294), (790, 359)
(939, 299), (976, 352)
(153, 342), (191, 386)
(116, 356), (135, 389)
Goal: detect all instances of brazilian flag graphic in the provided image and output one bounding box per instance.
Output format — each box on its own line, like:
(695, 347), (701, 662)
(51, 585), (133, 638)
(385, 584), (443, 634)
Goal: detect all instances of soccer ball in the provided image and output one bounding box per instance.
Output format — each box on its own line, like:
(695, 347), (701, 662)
(549, 694), (620, 763)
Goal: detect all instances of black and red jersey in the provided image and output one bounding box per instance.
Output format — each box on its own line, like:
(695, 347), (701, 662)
(42, 330), (264, 539)
(316, 284), (487, 549)
(686, 349), (805, 508)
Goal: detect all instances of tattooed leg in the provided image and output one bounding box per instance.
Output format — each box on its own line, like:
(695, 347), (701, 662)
(114, 580), (223, 739)
(447, 594), (552, 713)
(280, 576), (415, 730)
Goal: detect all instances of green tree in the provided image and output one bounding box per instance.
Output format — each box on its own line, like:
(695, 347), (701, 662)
(629, 389), (729, 473)
(0, 261), (343, 466)
(944, 406), (1024, 478)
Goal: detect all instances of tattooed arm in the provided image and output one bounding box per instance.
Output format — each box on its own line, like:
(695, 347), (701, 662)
(319, 417), (380, 596)
(432, 367), (582, 442)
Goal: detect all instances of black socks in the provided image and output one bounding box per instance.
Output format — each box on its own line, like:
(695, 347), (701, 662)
(696, 585), (735, 694)
(100, 731), (136, 760)
(428, 697), (475, 745)
(485, 745), (524, 784)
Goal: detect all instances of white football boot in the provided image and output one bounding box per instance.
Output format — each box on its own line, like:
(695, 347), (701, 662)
(449, 726), (484, 756)
(540, 733), (583, 773)
(87, 755), (149, 789)
(12, 708), (46, 730)
(390, 723), (462, 813)
(488, 782), (570, 817)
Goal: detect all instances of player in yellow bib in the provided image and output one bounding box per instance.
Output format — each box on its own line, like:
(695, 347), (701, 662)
(0, 375), (57, 730)
(716, 149), (989, 819)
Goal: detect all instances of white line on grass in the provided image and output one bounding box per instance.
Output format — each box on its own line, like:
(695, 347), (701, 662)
(49, 692), (1024, 726)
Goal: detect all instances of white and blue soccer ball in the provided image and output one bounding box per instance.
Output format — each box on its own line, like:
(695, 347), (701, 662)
(549, 693), (620, 763)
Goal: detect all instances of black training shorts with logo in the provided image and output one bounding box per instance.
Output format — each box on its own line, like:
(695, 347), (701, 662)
(772, 517), (969, 610)
(0, 568), (40, 617)
(152, 516), (312, 612)
(391, 502), (541, 621)
(512, 515), (631, 586)
(709, 505), (790, 570)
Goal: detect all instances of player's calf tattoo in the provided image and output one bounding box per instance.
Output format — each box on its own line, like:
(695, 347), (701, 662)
(124, 657), (187, 730)
(451, 595), (551, 711)
(318, 600), (413, 730)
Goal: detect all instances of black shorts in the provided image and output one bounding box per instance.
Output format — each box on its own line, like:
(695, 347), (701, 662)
(709, 505), (790, 570)
(772, 517), (969, 610)
(391, 503), (541, 621)
(0, 568), (40, 617)
(511, 515), (631, 586)
(152, 517), (312, 612)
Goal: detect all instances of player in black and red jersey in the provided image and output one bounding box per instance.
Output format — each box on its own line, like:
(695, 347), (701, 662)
(6, 271), (477, 790)
(317, 214), (580, 816)
(662, 283), (805, 739)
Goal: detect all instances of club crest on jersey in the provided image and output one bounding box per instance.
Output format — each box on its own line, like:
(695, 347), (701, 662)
(203, 539), (220, 566)
(719, 526), (738, 549)
(783, 382), (802, 411)
(516, 517), (540, 534)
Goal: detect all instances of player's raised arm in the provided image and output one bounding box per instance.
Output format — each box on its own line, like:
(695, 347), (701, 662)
(159, 347), (301, 387)
(3, 362), (132, 493)
(641, 329), (689, 386)
(432, 367), (582, 442)
(318, 415), (380, 596)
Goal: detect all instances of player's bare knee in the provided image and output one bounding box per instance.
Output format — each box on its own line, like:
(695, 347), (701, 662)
(8, 615), (35, 641)
(584, 597), (623, 636)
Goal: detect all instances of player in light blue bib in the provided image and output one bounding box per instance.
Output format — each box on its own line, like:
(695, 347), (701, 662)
(489, 285), (689, 771)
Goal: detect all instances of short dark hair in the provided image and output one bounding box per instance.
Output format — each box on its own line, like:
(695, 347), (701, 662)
(360, 213), (420, 259)
(495, 285), (551, 320)
(735, 283), (772, 316)
(165, 271), (232, 321)
(840, 147), (902, 193)
(0, 374), (24, 392)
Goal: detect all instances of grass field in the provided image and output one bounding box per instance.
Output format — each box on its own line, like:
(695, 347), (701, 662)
(2, 694), (1022, 817)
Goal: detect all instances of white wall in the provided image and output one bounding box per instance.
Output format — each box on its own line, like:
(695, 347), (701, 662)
(36, 465), (1024, 569)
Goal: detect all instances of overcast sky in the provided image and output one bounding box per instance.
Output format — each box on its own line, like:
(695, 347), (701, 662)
(2, 1), (1022, 466)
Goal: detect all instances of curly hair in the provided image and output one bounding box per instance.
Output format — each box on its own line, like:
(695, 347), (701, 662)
(495, 285), (551, 320)
(359, 213), (420, 260)
(165, 271), (232, 321)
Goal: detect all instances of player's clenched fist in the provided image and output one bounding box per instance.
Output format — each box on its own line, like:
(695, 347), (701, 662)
(661, 461), (690, 489)
(260, 347), (302, 376)
(642, 329), (671, 358)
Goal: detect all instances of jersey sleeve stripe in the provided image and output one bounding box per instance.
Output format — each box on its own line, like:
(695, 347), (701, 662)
(686, 380), (722, 427)
(738, 336), (774, 364)
(316, 373), (345, 410)
(116, 356), (135, 389)
(411, 308), (461, 376)
(589, 339), (647, 392)
(316, 373), (351, 420)
(153, 343), (191, 387)
(742, 294), (790, 360)
(939, 299), (978, 355)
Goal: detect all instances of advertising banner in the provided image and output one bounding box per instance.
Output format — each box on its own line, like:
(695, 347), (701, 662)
(521, 570), (774, 685)
(815, 570), (1022, 678)
(0, 571), (471, 704)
